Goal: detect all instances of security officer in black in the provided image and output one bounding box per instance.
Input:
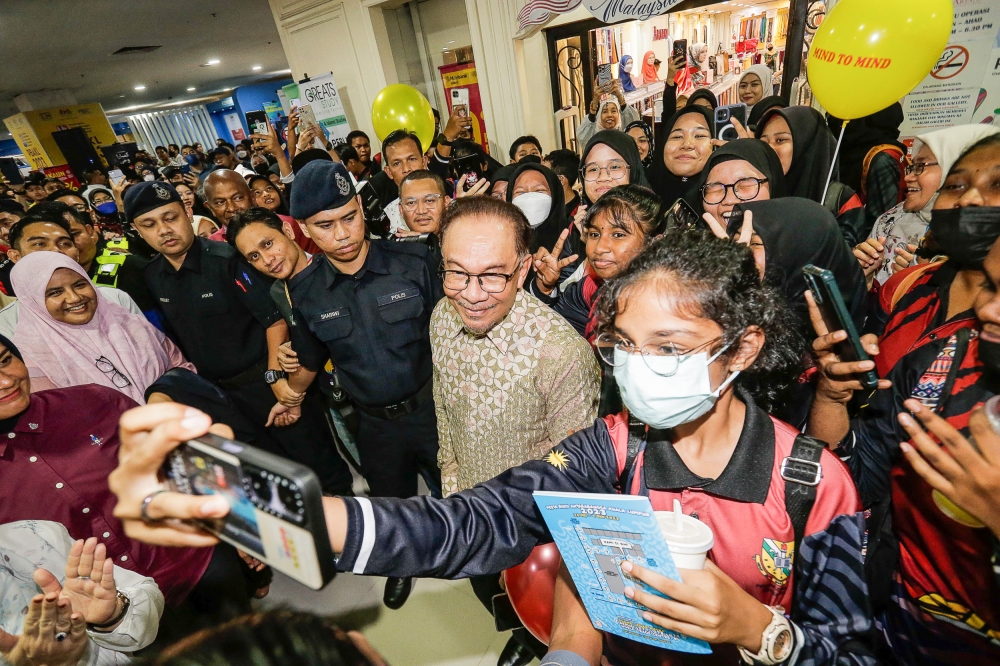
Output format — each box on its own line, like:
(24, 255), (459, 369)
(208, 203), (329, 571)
(284, 161), (442, 609)
(125, 180), (353, 495)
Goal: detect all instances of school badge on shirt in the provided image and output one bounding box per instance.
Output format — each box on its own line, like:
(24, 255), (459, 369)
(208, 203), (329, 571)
(754, 538), (794, 587)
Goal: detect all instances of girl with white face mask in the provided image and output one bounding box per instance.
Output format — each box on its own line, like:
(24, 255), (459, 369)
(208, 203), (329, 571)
(506, 162), (568, 257)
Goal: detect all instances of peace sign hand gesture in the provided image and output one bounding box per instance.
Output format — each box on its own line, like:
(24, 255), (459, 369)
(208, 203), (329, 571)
(533, 228), (579, 295)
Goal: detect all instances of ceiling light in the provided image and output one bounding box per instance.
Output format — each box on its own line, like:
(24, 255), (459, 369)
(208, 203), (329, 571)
(134, 85), (146, 91)
(448, 40), (455, 44)
(187, 86), (196, 91)
(206, 59), (220, 65)
(252, 65), (262, 71)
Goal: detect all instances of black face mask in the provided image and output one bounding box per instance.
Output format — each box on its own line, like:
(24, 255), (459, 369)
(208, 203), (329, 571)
(929, 206), (1000, 269)
(978, 337), (1000, 375)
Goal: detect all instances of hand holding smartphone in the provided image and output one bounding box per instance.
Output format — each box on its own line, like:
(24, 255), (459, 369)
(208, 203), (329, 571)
(245, 110), (269, 137)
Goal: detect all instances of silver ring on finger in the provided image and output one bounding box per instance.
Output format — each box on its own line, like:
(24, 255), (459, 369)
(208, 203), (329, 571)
(140, 489), (169, 522)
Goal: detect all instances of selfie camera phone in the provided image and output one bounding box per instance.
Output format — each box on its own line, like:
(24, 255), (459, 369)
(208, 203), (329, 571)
(245, 110), (269, 137)
(163, 433), (337, 590)
(451, 154), (485, 187)
(108, 169), (125, 187)
(597, 63), (613, 88)
(673, 39), (688, 61)
(450, 88), (470, 118)
(179, 164), (191, 175)
(714, 103), (748, 141)
(666, 197), (702, 231)
(802, 265), (879, 391)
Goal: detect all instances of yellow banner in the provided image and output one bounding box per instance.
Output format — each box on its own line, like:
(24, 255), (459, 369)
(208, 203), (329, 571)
(4, 103), (117, 170)
(5, 113), (49, 170)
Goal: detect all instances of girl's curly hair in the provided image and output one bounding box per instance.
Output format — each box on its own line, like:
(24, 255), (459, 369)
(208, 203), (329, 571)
(593, 228), (807, 411)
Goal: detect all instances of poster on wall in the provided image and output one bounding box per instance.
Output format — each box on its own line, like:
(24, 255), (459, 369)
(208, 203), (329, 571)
(298, 73), (352, 147)
(224, 113), (246, 142)
(439, 61), (490, 155)
(900, 0), (1000, 136)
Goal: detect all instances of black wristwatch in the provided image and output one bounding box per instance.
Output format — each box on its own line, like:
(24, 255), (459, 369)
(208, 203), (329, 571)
(88, 590), (130, 632)
(264, 369), (288, 385)
(436, 133), (453, 147)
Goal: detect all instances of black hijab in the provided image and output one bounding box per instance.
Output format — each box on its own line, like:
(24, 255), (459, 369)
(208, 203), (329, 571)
(624, 120), (655, 169)
(580, 130), (651, 204)
(827, 102), (906, 194)
(756, 106), (838, 204)
(698, 139), (787, 212)
(489, 164), (517, 198)
(647, 106), (714, 208)
(247, 174), (290, 216)
(747, 95), (786, 132)
(728, 197), (867, 336)
(506, 162), (568, 254)
(687, 89), (719, 110)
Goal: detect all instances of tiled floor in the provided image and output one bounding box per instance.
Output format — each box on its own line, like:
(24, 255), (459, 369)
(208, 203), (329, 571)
(254, 468), (539, 665)
(256, 570), (534, 666)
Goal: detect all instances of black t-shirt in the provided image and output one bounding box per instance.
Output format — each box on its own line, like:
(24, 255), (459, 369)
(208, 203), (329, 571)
(368, 171), (399, 208)
(142, 237), (281, 381)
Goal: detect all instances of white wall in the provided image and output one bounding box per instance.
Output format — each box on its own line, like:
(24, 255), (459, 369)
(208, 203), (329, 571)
(414, 0), (473, 114)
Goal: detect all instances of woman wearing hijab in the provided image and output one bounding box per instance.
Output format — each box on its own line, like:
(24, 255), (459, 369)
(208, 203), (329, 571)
(646, 105), (714, 207)
(617, 54), (637, 93)
(724, 197), (867, 427)
(248, 173), (290, 216)
(860, 124), (1000, 286)
(746, 95), (785, 132)
(738, 64), (773, 114)
(686, 88), (718, 110)
(624, 120), (654, 169)
(505, 161), (568, 255)
(698, 139), (788, 226)
(828, 102), (907, 230)
(641, 50), (659, 85)
(576, 97), (639, 151)
(11, 252), (193, 403)
(487, 163), (516, 200)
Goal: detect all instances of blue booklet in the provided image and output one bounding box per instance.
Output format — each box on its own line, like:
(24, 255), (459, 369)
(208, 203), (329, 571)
(533, 491), (711, 654)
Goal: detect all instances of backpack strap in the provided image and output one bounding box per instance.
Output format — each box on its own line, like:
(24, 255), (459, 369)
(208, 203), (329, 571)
(782, 433), (826, 599)
(616, 419), (647, 493)
(889, 262), (938, 312)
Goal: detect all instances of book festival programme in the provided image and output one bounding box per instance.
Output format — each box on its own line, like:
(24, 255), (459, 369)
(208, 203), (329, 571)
(5, 0), (1000, 664)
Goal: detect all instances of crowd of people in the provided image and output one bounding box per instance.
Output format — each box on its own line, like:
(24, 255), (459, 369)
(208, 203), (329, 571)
(0, 56), (998, 666)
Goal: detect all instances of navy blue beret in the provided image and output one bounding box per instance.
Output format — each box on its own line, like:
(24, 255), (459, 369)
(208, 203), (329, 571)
(123, 180), (183, 223)
(289, 160), (357, 220)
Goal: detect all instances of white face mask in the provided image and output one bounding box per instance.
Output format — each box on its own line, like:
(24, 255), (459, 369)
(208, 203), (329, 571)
(236, 150), (248, 160)
(623, 62), (633, 73)
(143, 173), (155, 181)
(613, 343), (740, 429)
(512, 191), (552, 228)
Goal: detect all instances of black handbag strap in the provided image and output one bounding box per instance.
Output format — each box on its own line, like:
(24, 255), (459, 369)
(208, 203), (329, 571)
(616, 420), (647, 493)
(782, 433), (826, 601)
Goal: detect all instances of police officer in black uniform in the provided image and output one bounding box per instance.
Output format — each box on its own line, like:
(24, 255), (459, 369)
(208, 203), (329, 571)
(283, 161), (443, 609)
(125, 180), (352, 495)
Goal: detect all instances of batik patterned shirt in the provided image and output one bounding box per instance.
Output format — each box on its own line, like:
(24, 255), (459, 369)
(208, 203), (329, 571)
(431, 289), (599, 494)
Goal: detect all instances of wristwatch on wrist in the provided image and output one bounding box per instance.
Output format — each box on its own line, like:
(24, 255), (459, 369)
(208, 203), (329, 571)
(436, 133), (453, 147)
(738, 606), (794, 665)
(88, 590), (130, 633)
(264, 369), (288, 385)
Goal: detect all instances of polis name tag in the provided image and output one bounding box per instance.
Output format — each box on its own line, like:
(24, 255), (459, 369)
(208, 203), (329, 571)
(377, 289), (417, 306)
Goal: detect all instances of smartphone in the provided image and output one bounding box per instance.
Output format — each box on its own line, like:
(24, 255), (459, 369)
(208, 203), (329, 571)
(802, 265), (879, 391)
(297, 104), (327, 148)
(179, 164), (191, 175)
(665, 197), (702, 231)
(163, 433), (337, 589)
(450, 88), (470, 118)
(714, 103), (748, 141)
(672, 39), (688, 61)
(450, 154), (485, 187)
(245, 110), (269, 137)
(357, 180), (390, 238)
(597, 63), (613, 88)
(108, 169), (125, 187)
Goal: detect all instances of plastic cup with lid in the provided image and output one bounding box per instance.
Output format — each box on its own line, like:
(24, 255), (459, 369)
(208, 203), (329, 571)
(654, 499), (715, 570)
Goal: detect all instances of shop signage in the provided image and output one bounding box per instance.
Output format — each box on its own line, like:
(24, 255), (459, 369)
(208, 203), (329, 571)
(653, 27), (670, 41)
(517, 0), (684, 33)
(299, 73), (352, 146)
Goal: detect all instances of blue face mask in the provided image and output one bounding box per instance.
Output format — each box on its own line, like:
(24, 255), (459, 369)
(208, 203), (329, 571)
(184, 154), (199, 166)
(95, 201), (118, 216)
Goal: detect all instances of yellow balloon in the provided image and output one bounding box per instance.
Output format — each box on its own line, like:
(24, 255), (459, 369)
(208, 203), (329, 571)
(808, 0), (953, 119)
(371, 84), (436, 155)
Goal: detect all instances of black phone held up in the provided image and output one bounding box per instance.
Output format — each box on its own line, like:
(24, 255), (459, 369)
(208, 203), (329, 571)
(245, 110), (269, 137)
(162, 433), (337, 589)
(673, 39), (688, 60)
(714, 103), (748, 141)
(451, 154), (486, 187)
(802, 265), (879, 391)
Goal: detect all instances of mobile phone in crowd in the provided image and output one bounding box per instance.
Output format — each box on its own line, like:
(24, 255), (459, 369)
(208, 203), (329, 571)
(245, 110), (269, 137)
(108, 169), (125, 187)
(162, 433), (337, 590)
(357, 180), (390, 238)
(665, 197), (702, 231)
(450, 154), (486, 187)
(672, 39), (688, 61)
(597, 63), (613, 88)
(714, 103), (748, 141)
(450, 88), (470, 118)
(179, 164), (191, 175)
(802, 265), (880, 391)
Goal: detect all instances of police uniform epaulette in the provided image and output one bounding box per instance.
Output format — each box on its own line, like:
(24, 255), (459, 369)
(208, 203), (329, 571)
(288, 255), (323, 286)
(375, 238), (430, 259)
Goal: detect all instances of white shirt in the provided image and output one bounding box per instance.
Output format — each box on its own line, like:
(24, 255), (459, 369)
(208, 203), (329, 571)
(0, 287), (141, 340)
(385, 198), (407, 234)
(0, 520), (163, 665)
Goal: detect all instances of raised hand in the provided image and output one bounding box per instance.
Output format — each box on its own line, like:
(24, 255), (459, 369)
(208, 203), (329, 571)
(33, 538), (119, 626)
(455, 173), (490, 198)
(533, 228), (579, 295)
(0, 594), (87, 666)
